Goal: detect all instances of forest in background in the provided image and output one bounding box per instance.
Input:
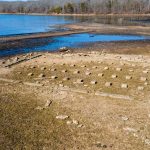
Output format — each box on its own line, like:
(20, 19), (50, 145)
(0, 0), (149, 14)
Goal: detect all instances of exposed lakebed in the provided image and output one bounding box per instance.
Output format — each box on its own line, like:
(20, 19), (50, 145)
(0, 33), (150, 57)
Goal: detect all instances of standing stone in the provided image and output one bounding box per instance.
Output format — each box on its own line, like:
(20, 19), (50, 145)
(98, 73), (104, 77)
(104, 67), (109, 70)
(105, 82), (112, 87)
(38, 74), (45, 78)
(81, 65), (86, 68)
(143, 70), (149, 74)
(85, 72), (91, 75)
(62, 69), (67, 73)
(90, 80), (97, 85)
(28, 73), (34, 76)
(92, 66), (98, 69)
(116, 68), (122, 71)
(137, 86), (144, 91)
(63, 77), (70, 81)
(70, 64), (76, 67)
(140, 77), (147, 81)
(51, 76), (58, 79)
(76, 79), (84, 84)
(74, 70), (80, 74)
(121, 83), (128, 89)
(51, 68), (57, 72)
(125, 76), (132, 80)
(41, 67), (46, 71)
(111, 74), (117, 79)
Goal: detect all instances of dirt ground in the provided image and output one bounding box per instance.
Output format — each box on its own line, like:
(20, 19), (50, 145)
(0, 50), (150, 150)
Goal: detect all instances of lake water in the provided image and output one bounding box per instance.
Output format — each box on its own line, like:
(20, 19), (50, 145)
(0, 33), (149, 57)
(0, 14), (76, 36)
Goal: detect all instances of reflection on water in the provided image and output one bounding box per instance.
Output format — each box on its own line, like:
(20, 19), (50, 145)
(0, 33), (149, 57)
(69, 16), (150, 26)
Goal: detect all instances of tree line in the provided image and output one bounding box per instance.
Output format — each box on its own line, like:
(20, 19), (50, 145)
(0, 0), (149, 14)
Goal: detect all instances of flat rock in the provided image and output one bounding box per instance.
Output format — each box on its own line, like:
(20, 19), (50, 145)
(56, 115), (69, 120)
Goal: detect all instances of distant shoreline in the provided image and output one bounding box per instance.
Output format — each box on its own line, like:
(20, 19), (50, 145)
(0, 13), (150, 17)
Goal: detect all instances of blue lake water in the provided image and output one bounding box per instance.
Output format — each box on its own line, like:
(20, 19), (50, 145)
(0, 33), (149, 57)
(0, 14), (76, 36)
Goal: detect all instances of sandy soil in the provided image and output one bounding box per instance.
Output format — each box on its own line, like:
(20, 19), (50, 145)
(0, 51), (150, 149)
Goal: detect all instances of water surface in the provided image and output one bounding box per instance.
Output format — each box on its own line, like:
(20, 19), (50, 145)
(0, 33), (149, 57)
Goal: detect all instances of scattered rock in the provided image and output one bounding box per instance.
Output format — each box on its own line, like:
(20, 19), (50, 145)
(59, 47), (68, 52)
(35, 106), (44, 110)
(72, 119), (79, 125)
(66, 120), (72, 125)
(56, 115), (69, 120)
(123, 127), (137, 132)
(105, 82), (112, 87)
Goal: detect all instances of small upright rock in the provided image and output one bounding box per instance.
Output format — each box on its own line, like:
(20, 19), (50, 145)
(121, 83), (128, 89)
(41, 67), (46, 71)
(116, 68), (122, 71)
(90, 80), (97, 85)
(104, 67), (109, 70)
(125, 76), (132, 80)
(51, 76), (58, 79)
(28, 73), (34, 76)
(140, 77), (147, 81)
(76, 79), (84, 84)
(111, 74), (117, 79)
(85, 72), (91, 76)
(74, 70), (80, 74)
(38, 74), (45, 78)
(105, 82), (112, 87)
(98, 73), (104, 77)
